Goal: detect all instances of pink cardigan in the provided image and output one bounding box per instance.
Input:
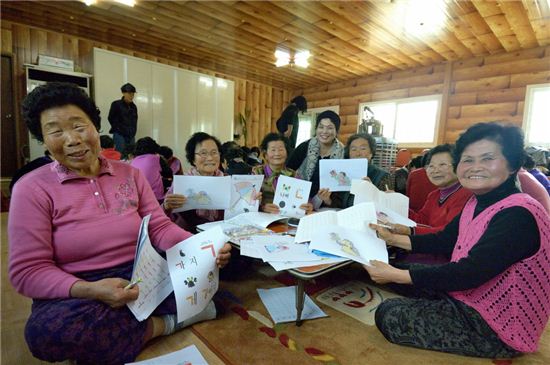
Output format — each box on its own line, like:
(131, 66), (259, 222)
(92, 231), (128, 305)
(8, 158), (192, 299)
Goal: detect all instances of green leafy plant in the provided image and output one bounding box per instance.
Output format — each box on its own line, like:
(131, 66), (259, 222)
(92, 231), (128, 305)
(235, 108), (251, 145)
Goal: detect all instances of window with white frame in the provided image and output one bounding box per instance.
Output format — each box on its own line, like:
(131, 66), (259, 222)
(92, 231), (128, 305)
(358, 94), (442, 147)
(522, 84), (550, 147)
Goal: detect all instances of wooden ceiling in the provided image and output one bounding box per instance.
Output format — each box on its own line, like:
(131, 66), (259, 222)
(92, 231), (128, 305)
(2, 1), (550, 90)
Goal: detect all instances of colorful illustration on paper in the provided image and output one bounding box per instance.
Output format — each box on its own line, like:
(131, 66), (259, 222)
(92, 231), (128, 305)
(264, 242), (290, 253)
(319, 158), (368, 192)
(185, 189), (212, 205)
(224, 175), (263, 220)
(234, 181), (258, 206)
(329, 170), (351, 186)
(329, 232), (359, 257)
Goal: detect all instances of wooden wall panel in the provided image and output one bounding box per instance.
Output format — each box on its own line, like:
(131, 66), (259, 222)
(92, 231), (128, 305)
(1, 20), (288, 166)
(297, 45), (550, 146)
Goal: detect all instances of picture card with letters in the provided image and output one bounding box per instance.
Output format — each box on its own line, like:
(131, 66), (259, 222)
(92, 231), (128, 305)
(167, 226), (227, 323)
(273, 175), (311, 219)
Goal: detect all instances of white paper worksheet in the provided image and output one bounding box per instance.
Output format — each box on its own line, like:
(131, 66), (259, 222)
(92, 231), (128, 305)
(172, 175), (231, 212)
(273, 175), (312, 218)
(294, 202), (378, 243)
(127, 215), (174, 321)
(125, 344), (208, 365)
(319, 158), (368, 192)
(224, 174), (264, 220)
(166, 226), (227, 323)
(351, 179), (410, 218)
(309, 224), (388, 265)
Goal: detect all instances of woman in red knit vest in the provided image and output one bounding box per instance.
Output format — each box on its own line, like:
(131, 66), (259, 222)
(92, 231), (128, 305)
(366, 122), (550, 358)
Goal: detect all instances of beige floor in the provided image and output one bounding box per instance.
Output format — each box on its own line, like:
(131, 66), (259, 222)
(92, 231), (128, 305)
(0, 212), (224, 364)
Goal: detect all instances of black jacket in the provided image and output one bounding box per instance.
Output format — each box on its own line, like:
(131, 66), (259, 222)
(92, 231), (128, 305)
(108, 98), (138, 138)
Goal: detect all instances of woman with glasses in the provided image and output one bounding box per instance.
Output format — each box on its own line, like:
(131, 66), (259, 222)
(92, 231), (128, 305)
(367, 123), (550, 358)
(388, 144), (472, 236)
(163, 132), (225, 233)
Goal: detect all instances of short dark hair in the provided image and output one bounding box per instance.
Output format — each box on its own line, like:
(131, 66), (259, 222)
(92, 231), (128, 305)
(260, 132), (290, 155)
(251, 146), (260, 155)
(100, 135), (115, 149)
(185, 132), (222, 166)
(523, 152), (535, 169)
(408, 155), (424, 169)
(291, 95), (307, 112)
(425, 144), (454, 166)
(454, 122), (524, 172)
(159, 146), (173, 160)
(344, 133), (377, 159)
(21, 82), (101, 143)
(222, 144), (246, 163)
(316, 110), (341, 132)
(134, 137), (160, 156)
(122, 143), (135, 160)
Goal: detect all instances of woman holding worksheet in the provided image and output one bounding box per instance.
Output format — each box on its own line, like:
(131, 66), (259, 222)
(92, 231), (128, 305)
(366, 122), (550, 358)
(8, 83), (232, 364)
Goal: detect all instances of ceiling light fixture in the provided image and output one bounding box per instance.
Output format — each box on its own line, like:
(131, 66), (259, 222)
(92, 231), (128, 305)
(114, 0), (136, 7)
(275, 49), (291, 67)
(274, 49), (310, 68)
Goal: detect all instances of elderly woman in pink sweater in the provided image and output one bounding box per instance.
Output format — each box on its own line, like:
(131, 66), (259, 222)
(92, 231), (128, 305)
(8, 82), (231, 365)
(367, 122), (549, 358)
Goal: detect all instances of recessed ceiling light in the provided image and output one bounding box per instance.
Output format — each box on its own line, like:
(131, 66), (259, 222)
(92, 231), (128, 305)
(114, 0), (135, 7)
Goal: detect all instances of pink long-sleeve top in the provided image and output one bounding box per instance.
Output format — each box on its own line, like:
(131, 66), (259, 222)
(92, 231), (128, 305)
(130, 154), (165, 201)
(8, 157), (192, 299)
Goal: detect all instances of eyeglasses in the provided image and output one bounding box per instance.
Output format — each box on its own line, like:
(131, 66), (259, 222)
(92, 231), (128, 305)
(195, 150), (220, 158)
(426, 163), (452, 171)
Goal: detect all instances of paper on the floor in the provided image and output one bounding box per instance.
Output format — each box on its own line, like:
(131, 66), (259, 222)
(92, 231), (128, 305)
(257, 286), (327, 323)
(125, 344), (208, 365)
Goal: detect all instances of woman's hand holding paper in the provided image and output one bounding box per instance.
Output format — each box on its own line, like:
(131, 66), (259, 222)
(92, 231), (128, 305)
(299, 203), (314, 215)
(164, 193), (187, 211)
(216, 243), (232, 268)
(363, 260), (412, 285)
(70, 278), (139, 308)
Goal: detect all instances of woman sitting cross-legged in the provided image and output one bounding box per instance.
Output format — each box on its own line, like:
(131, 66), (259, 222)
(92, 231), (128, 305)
(8, 82), (232, 365)
(252, 133), (313, 214)
(366, 122), (550, 358)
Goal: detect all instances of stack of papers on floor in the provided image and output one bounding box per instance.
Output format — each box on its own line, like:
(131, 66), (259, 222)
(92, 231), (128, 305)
(257, 286), (327, 323)
(240, 234), (347, 271)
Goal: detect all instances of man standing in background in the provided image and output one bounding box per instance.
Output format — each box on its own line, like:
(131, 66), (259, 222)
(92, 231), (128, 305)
(276, 95), (307, 149)
(108, 83), (138, 153)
